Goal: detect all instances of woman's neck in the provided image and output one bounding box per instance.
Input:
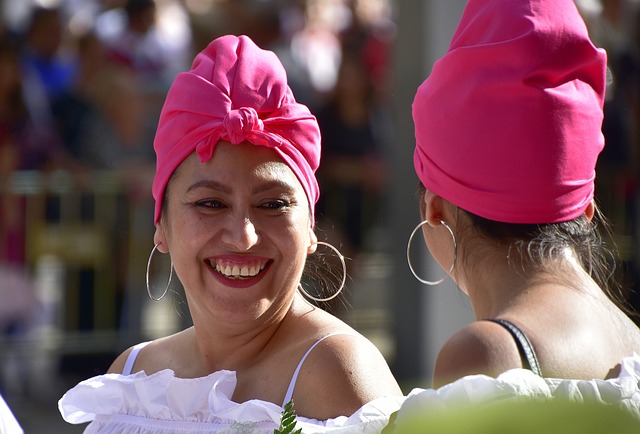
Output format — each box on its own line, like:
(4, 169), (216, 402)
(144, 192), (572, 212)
(460, 246), (595, 320)
(187, 296), (310, 375)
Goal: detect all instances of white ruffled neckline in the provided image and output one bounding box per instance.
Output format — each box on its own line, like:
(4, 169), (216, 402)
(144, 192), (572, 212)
(59, 354), (640, 433)
(59, 368), (404, 433)
(395, 353), (640, 426)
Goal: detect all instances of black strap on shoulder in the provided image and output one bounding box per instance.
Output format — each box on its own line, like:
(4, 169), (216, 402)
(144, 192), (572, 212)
(487, 318), (542, 377)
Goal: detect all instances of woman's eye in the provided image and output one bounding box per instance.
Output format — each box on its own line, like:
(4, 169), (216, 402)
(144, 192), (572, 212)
(195, 199), (224, 209)
(261, 200), (288, 210)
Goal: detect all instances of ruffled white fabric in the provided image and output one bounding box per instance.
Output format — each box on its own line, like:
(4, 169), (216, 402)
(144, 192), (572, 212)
(58, 369), (404, 434)
(394, 353), (640, 427)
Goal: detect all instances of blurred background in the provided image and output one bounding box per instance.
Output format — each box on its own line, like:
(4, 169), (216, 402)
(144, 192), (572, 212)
(0, 0), (639, 432)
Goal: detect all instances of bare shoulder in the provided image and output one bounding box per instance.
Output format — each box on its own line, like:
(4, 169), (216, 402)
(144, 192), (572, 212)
(107, 345), (136, 374)
(292, 332), (402, 419)
(433, 320), (523, 388)
(107, 330), (191, 375)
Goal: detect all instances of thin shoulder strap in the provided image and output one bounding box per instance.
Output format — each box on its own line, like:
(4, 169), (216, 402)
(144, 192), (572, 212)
(282, 332), (354, 407)
(122, 341), (151, 375)
(487, 319), (542, 377)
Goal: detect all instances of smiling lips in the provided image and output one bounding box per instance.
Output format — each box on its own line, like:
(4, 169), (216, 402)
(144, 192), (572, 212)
(209, 258), (269, 280)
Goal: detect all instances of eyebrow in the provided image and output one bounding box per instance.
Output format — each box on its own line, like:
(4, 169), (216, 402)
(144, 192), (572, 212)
(252, 179), (298, 195)
(186, 179), (298, 195)
(186, 180), (232, 194)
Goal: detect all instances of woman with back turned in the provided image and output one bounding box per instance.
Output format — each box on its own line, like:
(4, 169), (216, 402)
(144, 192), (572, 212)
(388, 0), (640, 430)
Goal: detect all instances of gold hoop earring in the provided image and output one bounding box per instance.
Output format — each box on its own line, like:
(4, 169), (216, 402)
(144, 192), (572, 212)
(299, 241), (346, 302)
(146, 244), (173, 301)
(406, 220), (457, 285)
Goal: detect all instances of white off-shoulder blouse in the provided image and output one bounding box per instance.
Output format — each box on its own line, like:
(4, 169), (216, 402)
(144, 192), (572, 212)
(60, 342), (640, 433)
(58, 336), (405, 434)
(392, 353), (640, 429)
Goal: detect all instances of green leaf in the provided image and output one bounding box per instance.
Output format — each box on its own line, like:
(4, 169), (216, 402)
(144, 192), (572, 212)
(275, 400), (302, 434)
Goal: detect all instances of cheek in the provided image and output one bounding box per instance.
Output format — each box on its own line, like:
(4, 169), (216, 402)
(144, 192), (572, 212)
(270, 215), (313, 261)
(164, 210), (208, 252)
(286, 213), (314, 246)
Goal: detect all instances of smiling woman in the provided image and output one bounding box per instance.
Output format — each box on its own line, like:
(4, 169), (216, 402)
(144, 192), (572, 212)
(58, 34), (403, 433)
(159, 144), (314, 322)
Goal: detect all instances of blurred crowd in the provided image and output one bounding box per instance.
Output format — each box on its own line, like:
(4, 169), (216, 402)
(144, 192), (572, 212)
(0, 0), (398, 250)
(0, 0), (397, 396)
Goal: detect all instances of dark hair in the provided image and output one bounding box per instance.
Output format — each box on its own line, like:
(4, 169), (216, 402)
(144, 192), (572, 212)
(26, 6), (60, 32)
(0, 38), (27, 120)
(468, 210), (612, 282)
(125, 0), (156, 16)
(417, 183), (633, 315)
(301, 245), (349, 312)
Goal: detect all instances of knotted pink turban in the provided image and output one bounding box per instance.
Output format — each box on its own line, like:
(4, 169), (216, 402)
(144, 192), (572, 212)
(152, 35), (321, 224)
(412, 0), (607, 223)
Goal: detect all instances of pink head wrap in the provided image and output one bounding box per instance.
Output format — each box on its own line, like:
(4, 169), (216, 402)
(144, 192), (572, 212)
(152, 35), (321, 224)
(412, 0), (607, 224)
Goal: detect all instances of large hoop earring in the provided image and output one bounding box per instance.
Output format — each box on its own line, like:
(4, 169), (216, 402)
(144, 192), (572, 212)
(407, 220), (457, 285)
(146, 244), (173, 301)
(299, 241), (347, 302)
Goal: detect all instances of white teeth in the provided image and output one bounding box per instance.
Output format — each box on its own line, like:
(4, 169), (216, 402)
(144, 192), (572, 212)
(214, 261), (266, 279)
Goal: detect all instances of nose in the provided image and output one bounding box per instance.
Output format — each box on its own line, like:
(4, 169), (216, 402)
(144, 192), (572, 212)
(221, 214), (259, 251)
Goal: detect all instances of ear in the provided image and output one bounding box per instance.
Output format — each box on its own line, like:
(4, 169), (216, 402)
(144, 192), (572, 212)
(154, 224), (169, 253)
(422, 190), (446, 227)
(307, 227), (318, 254)
(585, 200), (595, 222)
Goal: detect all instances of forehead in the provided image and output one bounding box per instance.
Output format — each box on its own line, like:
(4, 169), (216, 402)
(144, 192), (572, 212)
(174, 141), (304, 193)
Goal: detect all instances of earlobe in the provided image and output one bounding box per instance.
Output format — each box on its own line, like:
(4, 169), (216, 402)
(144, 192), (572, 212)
(585, 200), (595, 222)
(308, 227), (318, 254)
(154, 225), (169, 253)
(424, 191), (445, 227)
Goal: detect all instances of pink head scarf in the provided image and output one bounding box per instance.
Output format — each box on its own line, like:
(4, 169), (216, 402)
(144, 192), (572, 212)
(412, 0), (607, 224)
(152, 35), (321, 224)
